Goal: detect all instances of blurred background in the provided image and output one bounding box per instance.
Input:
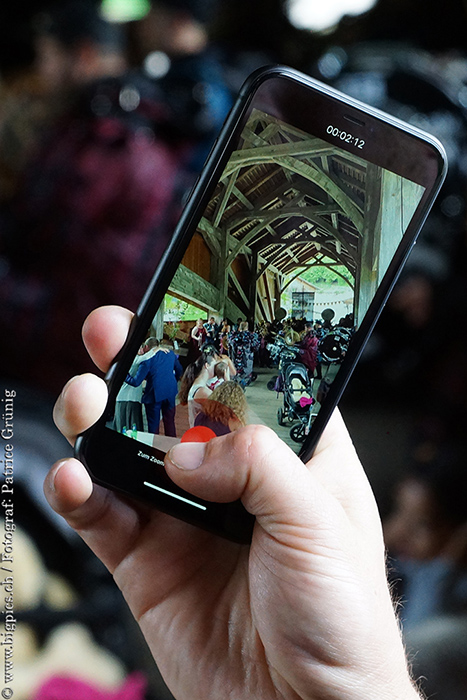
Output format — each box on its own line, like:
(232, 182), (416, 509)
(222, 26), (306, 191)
(2, 0), (467, 698)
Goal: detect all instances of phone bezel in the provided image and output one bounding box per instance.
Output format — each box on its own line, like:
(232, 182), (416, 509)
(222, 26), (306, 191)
(75, 65), (447, 542)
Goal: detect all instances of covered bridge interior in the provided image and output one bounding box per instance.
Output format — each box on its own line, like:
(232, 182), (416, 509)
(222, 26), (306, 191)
(169, 109), (423, 326)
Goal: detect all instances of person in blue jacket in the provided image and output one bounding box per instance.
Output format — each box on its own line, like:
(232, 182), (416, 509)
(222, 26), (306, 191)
(125, 338), (183, 437)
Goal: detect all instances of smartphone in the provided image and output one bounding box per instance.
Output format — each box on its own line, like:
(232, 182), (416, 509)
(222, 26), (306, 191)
(76, 65), (447, 543)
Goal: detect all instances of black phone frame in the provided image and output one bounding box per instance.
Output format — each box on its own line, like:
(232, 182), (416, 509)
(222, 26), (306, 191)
(76, 65), (447, 543)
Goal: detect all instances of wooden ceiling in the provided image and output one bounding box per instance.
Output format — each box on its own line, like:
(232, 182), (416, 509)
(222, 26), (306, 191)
(198, 109), (369, 288)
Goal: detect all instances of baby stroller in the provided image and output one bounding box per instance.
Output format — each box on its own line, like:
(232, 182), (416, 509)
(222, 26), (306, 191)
(277, 361), (316, 443)
(266, 336), (299, 391)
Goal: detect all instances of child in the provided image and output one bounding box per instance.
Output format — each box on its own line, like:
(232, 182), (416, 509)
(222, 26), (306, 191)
(207, 360), (230, 391)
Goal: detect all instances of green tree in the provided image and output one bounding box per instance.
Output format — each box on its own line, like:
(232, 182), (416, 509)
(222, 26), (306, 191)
(164, 295), (206, 321)
(300, 263), (352, 288)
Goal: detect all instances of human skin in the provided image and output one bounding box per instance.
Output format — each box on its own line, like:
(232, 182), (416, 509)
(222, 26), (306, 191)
(46, 305), (421, 700)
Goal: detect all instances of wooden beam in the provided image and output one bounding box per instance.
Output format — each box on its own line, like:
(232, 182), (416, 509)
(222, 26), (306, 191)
(255, 122), (282, 143)
(198, 217), (252, 260)
(281, 267), (309, 293)
(228, 268), (251, 310)
(257, 271), (275, 322)
(226, 220), (268, 267)
(225, 124), (365, 232)
(255, 246), (291, 282)
(224, 138), (336, 174)
(274, 156), (364, 232)
(217, 224), (229, 318)
(281, 259), (355, 291)
(197, 217), (221, 257)
(225, 191), (307, 262)
(248, 249), (259, 321)
(170, 264), (220, 311)
(224, 297), (245, 324)
(354, 162), (382, 324)
(227, 203), (341, 226)
(256, 293), (269, 323)
(242, 210), (356, 266)
(263, 235), (323, 246)
(306, 215), (357, 261)
(213, 168), (240, 228)
(232, 186), (253, 210)
(279, 242), (354, 277)
(244, 180), (298, 212)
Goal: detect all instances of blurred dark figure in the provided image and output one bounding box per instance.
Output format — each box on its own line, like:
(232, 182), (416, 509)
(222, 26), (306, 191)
(335, 0), (467, 54)
(35, 1), (127, 90)
(384, 444), (467, 700)
(132, 0), (232, 173)
(0, 70), (49, 204)
(212, 0), (308, 91)
(315, 45), (467, 429)
(0, 1), (217, 397)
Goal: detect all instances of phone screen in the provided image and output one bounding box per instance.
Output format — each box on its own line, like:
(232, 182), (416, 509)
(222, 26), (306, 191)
(104, 104), (426, 458)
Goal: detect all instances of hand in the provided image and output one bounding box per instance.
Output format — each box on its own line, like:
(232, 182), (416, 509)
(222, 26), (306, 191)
(46, 306), (420, 700)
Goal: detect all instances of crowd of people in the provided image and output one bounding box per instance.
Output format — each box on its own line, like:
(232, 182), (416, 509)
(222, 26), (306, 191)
(187, 312), (354, 380)
(188, 316), (260, 382)
(118, 324), (244, 440)
(116, 309), (354, 444)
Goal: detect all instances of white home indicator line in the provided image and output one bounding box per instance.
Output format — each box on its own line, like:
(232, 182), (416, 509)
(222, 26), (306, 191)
(144, 482), (207, 511)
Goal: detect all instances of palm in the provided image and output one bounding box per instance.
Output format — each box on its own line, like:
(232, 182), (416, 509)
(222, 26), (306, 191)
(90, 477), (376, 700)
(104, 506), (261, 698)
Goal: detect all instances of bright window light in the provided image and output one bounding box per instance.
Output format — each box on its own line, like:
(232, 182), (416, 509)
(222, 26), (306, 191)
(287, 0), (377, 32)
(101, 0), (151, 23)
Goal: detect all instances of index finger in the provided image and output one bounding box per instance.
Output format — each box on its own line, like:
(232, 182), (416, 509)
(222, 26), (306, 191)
(82, 305), (134, 373)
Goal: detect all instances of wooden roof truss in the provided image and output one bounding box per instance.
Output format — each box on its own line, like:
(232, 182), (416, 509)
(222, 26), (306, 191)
(194, 111), (377, 320)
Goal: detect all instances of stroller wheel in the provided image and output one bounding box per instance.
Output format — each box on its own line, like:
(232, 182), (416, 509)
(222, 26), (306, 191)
(267, 375), (278, 391)
(290, 423), (306, 443)
(277, 407), (285, 426)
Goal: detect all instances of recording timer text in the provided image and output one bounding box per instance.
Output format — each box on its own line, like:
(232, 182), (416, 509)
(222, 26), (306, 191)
(326, 125), (365, 149)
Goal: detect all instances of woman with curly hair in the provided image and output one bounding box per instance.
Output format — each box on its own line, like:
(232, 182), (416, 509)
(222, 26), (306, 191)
(194, 381), (248, 436)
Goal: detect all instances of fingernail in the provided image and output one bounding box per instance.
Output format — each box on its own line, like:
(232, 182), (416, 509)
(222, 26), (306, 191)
(61, 375), (80, 399)
(54, 376), (77, 413)
(50, 460), (67, 493)
(53, 376), (79, 427)
(168, 442), (207, 470)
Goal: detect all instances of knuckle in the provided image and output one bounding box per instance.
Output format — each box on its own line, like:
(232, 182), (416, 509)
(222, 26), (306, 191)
(235, 424), (280, 463)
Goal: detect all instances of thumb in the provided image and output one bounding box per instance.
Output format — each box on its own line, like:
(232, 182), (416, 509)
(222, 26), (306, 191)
(165, 424), (342, 539)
